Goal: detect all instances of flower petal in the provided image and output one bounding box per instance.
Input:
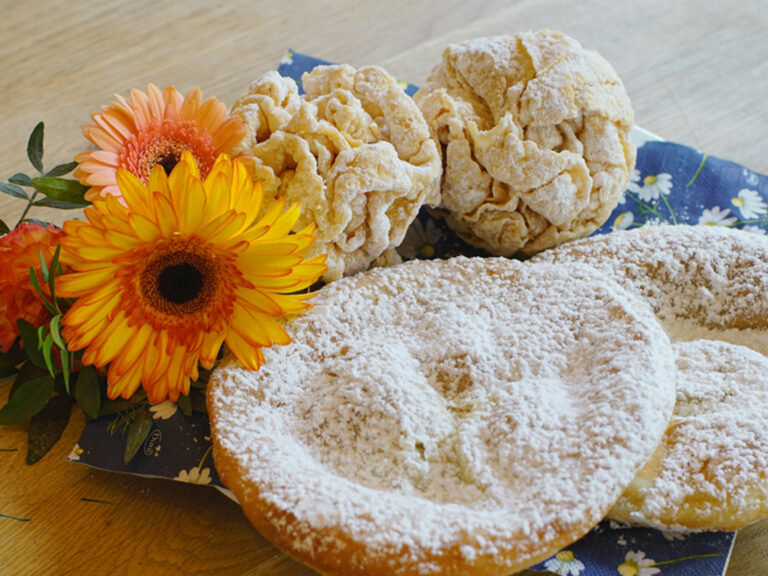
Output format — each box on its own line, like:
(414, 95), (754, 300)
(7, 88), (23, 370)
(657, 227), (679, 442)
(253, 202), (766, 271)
(225, 328), (265, 370)
(107, 355), (144, 399)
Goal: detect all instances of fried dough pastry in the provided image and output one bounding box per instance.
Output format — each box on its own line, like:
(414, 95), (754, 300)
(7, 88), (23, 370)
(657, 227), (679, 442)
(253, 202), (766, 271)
(611, 339), (768, 531)
(208, 256), (676, 576)
(534, 224), (768, 530)
(231, 65), (441, 281)
(414, 30), (635, 256)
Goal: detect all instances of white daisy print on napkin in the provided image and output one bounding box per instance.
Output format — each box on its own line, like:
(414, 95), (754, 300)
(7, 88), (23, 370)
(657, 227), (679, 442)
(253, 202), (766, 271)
(731, 188), (767, 219)
(175, 466), (212, 485)
(661, 530), (687, 542)
(398, 218), (443, 259)
(543, 550), (585, 575)
(628, 171), (673, 202)
(280, 50), (294, 66)
(698, 206), (738, 226)
(617, 550), (661, 576)
(613, 211), (634, 231)
(149, 399), (178, 420)
(68, 443), (84, 461)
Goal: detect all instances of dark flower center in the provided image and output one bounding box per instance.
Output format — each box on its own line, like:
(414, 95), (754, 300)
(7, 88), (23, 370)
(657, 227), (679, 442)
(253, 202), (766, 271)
(155, 153), (180, 175)
(141, 246), (216, 316)
(158, 263), (203, 304)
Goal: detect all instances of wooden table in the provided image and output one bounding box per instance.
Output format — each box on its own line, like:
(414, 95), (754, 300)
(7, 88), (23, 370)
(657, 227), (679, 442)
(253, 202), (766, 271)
(1, 0), (767, 574)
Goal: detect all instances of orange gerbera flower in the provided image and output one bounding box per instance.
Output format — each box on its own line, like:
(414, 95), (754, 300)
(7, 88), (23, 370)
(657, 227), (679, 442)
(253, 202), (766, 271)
(0, 222), (65, 352)
(74, 84), (246, 202)
(58, 152), (326, 403)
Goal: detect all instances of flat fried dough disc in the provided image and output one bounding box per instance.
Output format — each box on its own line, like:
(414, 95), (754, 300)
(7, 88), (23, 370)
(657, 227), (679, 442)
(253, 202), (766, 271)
(208, 256), (676, 576)
(534, 224), (768, 530)
(610, 339), (768, 531)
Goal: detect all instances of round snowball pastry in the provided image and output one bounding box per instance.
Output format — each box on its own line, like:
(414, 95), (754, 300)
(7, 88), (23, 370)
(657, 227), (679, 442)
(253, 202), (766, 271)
(230, 64), (442, 282)
(208, 256), (676, 576)
(534, 224), (768, 530)
(414, 30), (636, 256)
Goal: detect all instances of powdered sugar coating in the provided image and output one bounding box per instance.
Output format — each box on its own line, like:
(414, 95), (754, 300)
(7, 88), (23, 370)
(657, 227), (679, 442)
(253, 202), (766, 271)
(208, 257), (676, 575)
(533, 224), (768, 530)
(532, 225), (768, 336)
(230, 65), (441, 282)
(414, 30), (635, 257)
(611, 340), (768, 531)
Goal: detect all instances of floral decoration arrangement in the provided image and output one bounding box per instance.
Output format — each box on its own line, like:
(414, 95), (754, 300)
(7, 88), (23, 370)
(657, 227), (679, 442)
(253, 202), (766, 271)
(4, 50), (760, 576)
(0, 84), (326, 464)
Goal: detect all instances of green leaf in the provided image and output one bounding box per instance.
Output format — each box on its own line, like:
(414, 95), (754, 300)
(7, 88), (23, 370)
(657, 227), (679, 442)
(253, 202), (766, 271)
(41, 333), (56, 377)
(177, 394), (192, 417)
(0, 339), (25, 366)
(29, 266), (51, 310)
(0, 220), (9, 235)
(30, 177), (88, 205)
(44, 161), (78, 178)
(0, 375), (55, 425)
(49, 315), (70, 392)
(0, 181), (29, 200)
(27, 122), (44, 173)
(74, 366), (102, 420)
(26, 394), (72, 464)
(21, 217), (49, 228)
(17, 319), (45, 369)
(189, 388), (207, 414)
(99, 391), (147, 416)
(38, 251), (49, 283)
(60, 350), (72, 394)
(9, 361), (47, 400)
(47, 244), (61, 306)
(49, 316), (65, 350)
(31, 198), (89, 210)
(53, 372), (69, 397)
(124, 406), (152, 464)
(193, 366), (212, 387)
(0, 365), (19, 379)
(0, 340), (26, 379)
(9, 173), (32, 186)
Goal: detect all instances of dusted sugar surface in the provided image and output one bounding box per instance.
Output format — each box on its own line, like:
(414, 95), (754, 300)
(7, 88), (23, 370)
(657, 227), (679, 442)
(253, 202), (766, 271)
(534, 224), (768, 530)
(415, 30), (635, 257)
(230, 64), (441, 282)
(611, 340), (768, 531)
(208, 256), (676, 576)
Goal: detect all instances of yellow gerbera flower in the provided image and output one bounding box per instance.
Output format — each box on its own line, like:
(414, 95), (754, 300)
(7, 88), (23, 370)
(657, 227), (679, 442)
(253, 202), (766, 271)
(58, 151), (326, 403)
(74, 84), (246, 202)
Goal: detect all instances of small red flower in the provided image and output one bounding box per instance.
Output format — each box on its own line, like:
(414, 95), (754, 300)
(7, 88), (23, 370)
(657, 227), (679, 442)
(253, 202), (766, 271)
(0, 222), (65, 352)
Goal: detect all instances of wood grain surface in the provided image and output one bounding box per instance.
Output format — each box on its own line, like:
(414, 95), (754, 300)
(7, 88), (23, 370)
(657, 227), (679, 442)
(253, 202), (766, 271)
(1, 0), (767, 574)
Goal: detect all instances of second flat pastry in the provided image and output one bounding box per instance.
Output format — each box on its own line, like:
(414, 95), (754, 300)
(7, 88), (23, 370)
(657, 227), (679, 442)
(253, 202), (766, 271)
(534, 224), (768, 530)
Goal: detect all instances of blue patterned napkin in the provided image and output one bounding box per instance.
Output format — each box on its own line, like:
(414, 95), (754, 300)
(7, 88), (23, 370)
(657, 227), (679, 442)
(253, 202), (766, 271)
(72, 50), (768, 576)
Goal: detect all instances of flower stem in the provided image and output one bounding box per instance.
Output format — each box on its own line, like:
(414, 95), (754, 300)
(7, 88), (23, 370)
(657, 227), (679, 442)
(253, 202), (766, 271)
(15, 189), (39, 228)
(198, 444), (213, 469)
(733, 216), (768, 226)
(652, 552), (724, 566)
(659, 192), (679, 225)
(625, 191), (670, 224)
(686, 154), (708, 188)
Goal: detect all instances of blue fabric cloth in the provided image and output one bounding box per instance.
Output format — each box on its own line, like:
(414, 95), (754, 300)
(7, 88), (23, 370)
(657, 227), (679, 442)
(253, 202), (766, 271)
(73, 50), (768, 576)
